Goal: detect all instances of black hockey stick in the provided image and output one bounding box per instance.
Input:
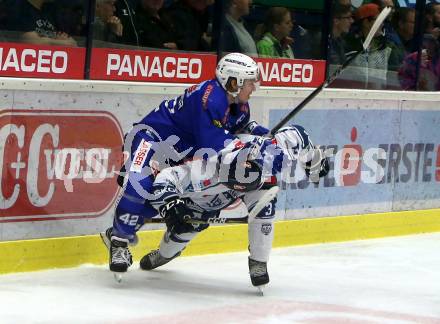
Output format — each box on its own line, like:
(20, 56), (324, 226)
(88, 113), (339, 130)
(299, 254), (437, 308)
(269, 6), (392, 135)
(144, 215), (248, 225)
(144, 186), (279, 225)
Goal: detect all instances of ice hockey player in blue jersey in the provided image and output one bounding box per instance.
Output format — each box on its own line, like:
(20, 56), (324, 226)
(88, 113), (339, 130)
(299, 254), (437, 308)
(107, 53), (271, 274)
(103, 123), (329, 286)
(136, 125), (329, 290)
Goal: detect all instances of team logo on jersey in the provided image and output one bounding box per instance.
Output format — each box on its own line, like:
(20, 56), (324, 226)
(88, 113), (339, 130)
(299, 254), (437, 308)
(193, 179), (211, 191)
(261, 223), (272, 235)
(130, 139), (151, 173)
(153, 185), (176, 196)
(202, 84), (213, 109)
(212, 119), (222, 128)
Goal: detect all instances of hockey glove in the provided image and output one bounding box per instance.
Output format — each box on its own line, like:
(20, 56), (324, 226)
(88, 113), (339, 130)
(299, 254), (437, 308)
(241, 120), (270, 136)
(274, 125), (311, 161)
(301, 146), (330, 183)
(274, 125), (329, 182)
(159, 198), (195, 234)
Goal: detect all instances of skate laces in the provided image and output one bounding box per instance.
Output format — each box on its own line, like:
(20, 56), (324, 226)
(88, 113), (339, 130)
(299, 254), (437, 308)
(112, 247), (132, 265)
(111, 239), (132, 266)
(249, 259), (267, 277)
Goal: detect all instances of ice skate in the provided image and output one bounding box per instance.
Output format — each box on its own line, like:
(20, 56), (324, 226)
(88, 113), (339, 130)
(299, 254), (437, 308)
(248, 257), (269, 294)
(109, 235), (133, 282)
(140, 249), (181, 270)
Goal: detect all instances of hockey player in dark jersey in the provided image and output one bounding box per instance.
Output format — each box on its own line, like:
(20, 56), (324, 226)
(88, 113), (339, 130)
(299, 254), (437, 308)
(138, 125), (329, 292)
(103, 124), (330, 286)
(107, 53), (271, 274)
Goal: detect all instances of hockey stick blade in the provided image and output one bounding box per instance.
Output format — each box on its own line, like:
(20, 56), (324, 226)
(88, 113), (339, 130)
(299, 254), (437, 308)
(363, 6), (392, 51)
(100, 231), (111, 250)
(143, 214), (249, 225)
(269, 6), (392, 135)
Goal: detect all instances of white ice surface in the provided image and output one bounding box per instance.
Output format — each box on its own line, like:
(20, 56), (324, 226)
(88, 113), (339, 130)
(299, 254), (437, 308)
(1, 233), (440, 324)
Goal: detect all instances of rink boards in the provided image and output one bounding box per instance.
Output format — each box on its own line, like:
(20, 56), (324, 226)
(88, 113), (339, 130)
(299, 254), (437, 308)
(0, 79), (439, 273)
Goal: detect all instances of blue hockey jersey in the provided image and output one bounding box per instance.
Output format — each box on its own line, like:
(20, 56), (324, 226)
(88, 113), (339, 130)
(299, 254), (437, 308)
(135, 79), (264, 159)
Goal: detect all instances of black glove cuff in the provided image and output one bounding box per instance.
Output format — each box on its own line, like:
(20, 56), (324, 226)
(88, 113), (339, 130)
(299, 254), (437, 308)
(159, 198), (185, 218)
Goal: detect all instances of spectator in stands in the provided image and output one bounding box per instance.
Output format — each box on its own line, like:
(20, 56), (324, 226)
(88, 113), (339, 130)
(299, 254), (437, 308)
(94, 0), (124, 43)
(287, 20), (311, 59)
(338, 0), (352, 6)
(329, 4), (354, 67)
(53, 0), (87, 39)
(386, 7), (415, 73)
(424, 2), (440, 41)
(256, 7), (294, 58)
(398, 34), (440, 91)
(134, 0), (178, 49)
(115, 0), (139, 46)
(164, 0), (213, 51)
(0, 1), (8, 30)
(345, 3), (394, 89)
(8, 0), (77, 46)
(221, 0), (258, 56)
(392, 8), (415, 52)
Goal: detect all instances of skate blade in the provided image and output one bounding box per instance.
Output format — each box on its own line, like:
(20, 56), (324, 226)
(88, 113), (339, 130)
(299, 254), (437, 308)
(113, 272), (123, 283)
(256, 285), (266, 296)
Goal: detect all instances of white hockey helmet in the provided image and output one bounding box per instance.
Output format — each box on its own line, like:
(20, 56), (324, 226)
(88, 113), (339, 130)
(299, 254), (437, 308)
(219, 143), (264, 192)
(215, 53), (260, 96)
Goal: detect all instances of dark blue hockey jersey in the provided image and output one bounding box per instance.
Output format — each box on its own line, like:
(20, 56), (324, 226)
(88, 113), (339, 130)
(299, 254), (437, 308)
(135, 79), (265, 158)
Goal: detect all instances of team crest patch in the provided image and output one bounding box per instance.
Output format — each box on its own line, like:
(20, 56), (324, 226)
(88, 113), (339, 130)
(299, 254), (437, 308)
(261, 223), (272, 235)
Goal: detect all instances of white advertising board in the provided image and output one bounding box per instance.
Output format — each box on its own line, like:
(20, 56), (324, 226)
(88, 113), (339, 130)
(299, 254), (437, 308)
(0, 79), (439, 240)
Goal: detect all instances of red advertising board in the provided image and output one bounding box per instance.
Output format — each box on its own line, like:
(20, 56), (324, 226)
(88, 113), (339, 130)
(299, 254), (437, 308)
(90, 48), (326, 87)
(0, 43), (326, 86)
(0, 110), (124, 222)
(90, 48), (217, 83)
(0, 42), (85, 79)
(257, 57), (326, 87)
